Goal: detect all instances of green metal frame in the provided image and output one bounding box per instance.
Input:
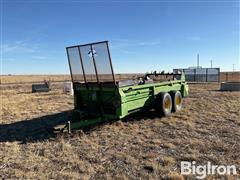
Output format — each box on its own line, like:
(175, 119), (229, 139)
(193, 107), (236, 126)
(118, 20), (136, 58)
(65, 41), (189, 130)
(70, 74), (188, 130)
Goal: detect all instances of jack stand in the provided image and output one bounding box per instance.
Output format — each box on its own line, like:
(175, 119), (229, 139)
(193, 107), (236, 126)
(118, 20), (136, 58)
(67, 121), (71, 134)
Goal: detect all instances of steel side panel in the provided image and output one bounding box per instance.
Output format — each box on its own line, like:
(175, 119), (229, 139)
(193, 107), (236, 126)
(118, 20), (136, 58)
(73, 80), (188, 120)
(118, 81), (188, 118)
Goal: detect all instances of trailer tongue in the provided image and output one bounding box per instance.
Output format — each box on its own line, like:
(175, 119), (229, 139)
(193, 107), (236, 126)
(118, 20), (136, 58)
(66, 41), (189, 131)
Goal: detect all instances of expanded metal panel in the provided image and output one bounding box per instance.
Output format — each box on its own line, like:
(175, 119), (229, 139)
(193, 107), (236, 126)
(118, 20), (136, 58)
(173, 68), (220, 82)
(93, 43), (114, 81)
(183, 69), (195, 81)
(195, 68), (207, 82)
(207, 68), (219, 82)
(66, 41), (115, 83)
(67, 47), (84, 82)
(80, 45), (97, 82)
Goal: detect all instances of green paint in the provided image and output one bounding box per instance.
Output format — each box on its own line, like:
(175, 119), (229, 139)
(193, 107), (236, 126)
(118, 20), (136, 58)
(70, 74), (189, 130)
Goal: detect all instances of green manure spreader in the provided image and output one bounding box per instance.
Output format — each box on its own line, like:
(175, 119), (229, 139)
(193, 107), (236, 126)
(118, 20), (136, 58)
(66, 41), (189, 131)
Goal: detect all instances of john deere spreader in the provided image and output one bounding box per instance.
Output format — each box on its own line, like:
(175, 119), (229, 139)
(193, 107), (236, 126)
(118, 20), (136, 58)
(66, 41), (188, 130)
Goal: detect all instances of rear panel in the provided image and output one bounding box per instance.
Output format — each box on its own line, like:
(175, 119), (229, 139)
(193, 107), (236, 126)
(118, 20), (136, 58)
(66, 41), (118, 117)
(74, 83), (119, 117)
(66, 41), (116, 84)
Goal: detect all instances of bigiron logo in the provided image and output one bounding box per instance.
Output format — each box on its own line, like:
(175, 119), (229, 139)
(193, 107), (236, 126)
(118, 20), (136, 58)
(181, 161), (238, 179)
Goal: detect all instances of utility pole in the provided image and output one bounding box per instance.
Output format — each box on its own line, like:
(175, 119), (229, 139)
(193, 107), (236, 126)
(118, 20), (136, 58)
(210, 60), (213, 68)
(197, 54), (199, 68)
(233, 64), (235, 72)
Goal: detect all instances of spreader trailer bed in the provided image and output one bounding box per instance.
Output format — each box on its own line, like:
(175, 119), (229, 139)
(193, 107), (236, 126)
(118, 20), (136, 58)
(66, 41), (189, 131)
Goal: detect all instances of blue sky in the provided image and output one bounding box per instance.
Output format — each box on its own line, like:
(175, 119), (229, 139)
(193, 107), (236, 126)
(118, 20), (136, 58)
(1, 0), (239, 74)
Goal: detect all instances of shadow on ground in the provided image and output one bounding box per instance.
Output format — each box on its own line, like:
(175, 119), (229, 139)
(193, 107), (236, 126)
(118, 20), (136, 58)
(0, 110), (158, 143)
(83, 110), (158, 134)
(0, 110), (72, 143)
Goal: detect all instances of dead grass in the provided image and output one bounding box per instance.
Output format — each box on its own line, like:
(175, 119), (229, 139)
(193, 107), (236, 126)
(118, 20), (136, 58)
(0, 78), (240, 179)
(0, 75), (70, 84)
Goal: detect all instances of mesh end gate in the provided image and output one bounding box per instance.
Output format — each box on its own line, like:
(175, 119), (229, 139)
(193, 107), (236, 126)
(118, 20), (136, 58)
(66, 41), (116, 87)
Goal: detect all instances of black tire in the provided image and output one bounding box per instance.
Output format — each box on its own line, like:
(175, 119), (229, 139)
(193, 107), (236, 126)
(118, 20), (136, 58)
(170, 91), (183, 112)
(155, 92), (172, 117)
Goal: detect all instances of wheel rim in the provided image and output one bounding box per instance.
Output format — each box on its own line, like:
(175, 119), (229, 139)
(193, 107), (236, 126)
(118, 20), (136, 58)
(176, 95), (182, 106)
(164, 96), (171, 112)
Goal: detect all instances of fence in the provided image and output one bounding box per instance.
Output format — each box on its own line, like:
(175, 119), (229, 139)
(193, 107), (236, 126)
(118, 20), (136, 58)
(220, 72), (240, 82)
(173, 68), (220, 82)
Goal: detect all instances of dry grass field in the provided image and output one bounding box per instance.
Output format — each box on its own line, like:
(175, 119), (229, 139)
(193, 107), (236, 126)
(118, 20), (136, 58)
(0, 75), (70, 84)
(1, 71), (239, 85)
(0, 77), (240, 179)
